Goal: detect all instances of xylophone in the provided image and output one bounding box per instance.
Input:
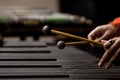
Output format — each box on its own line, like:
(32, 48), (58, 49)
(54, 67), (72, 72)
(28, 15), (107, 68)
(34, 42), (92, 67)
(0, 38), (120, 80)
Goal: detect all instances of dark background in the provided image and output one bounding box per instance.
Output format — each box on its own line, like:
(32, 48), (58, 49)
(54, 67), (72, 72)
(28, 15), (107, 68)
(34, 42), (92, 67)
(59, 0), (120, 28)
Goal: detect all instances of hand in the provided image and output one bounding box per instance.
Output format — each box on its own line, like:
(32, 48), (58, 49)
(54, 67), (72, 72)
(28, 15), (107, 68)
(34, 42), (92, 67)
(88, 24), (118, 42)
(98, 37), (120, 69)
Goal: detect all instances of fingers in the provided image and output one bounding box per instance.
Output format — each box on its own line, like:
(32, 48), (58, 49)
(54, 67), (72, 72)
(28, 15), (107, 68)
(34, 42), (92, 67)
(105, 48), (120, 69)
(88, 27), (101, 40)
(95, 31), (111, 42)
(88, 24), (116, 42)
(98, 38), (120, 69)
(88, 27), (103, 47)
(88, 26), (111, 47)
(88, 31), (110, 47)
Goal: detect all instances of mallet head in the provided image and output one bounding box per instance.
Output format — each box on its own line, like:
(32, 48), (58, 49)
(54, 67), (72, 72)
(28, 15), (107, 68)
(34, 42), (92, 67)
(42, 25), (51, 34)
(57, 41), (65, 49)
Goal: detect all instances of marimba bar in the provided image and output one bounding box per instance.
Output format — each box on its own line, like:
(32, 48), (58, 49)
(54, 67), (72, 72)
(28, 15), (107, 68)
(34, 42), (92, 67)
(4, 41), (47, 47)
(0, 41), (119, 80)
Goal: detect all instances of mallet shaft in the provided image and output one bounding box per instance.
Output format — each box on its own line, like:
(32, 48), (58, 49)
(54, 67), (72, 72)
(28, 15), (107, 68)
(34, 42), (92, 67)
(51, 29), (103, 46)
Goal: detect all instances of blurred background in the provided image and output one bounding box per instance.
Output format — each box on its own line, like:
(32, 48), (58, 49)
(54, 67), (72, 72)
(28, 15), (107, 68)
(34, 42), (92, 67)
(0, 0), (120, 44)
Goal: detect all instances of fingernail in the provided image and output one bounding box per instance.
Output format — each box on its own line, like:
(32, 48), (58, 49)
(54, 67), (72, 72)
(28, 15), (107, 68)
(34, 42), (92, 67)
(98, 62), (102, 67)
(105, 65), (110, 69)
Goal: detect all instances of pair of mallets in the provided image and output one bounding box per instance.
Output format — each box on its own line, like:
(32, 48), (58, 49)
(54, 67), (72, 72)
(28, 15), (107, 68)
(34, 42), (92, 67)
(42, 25), (103, 49)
